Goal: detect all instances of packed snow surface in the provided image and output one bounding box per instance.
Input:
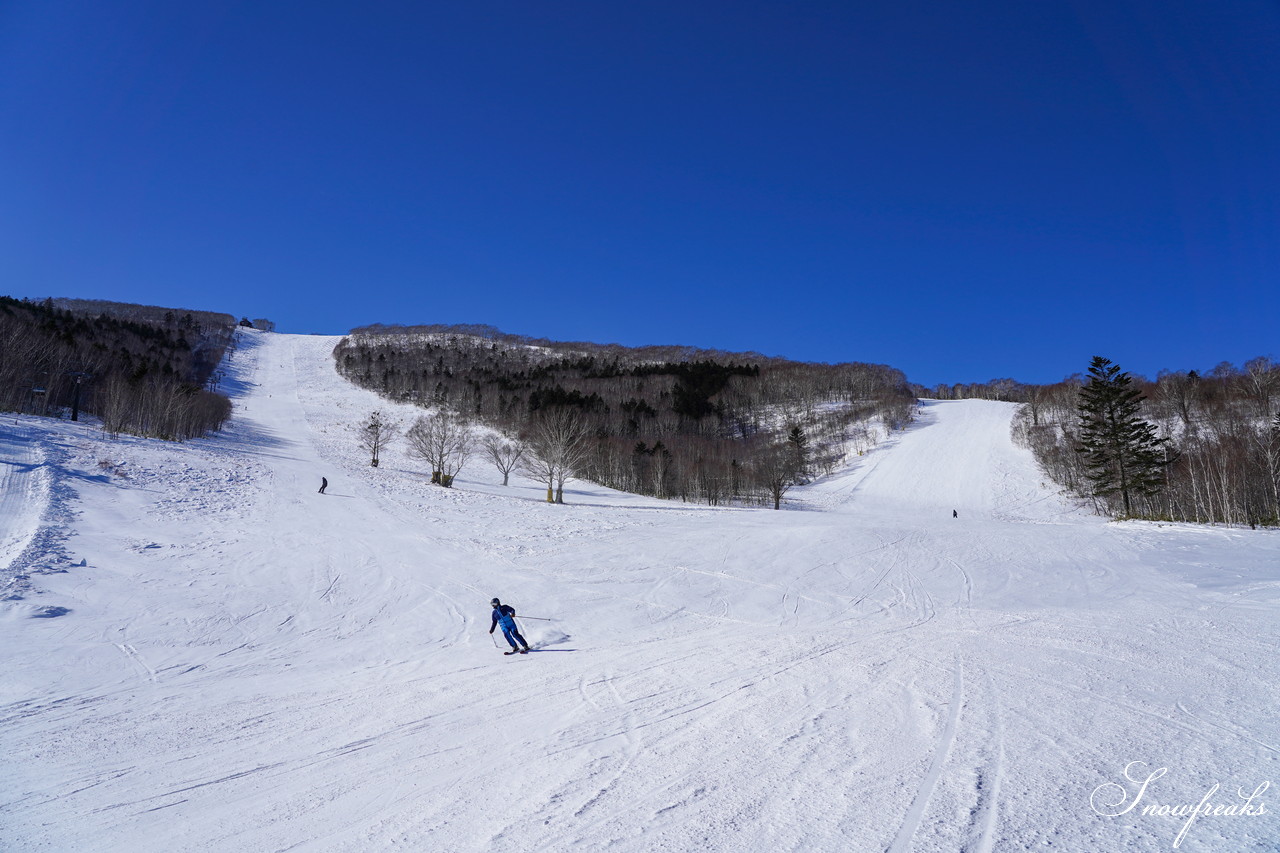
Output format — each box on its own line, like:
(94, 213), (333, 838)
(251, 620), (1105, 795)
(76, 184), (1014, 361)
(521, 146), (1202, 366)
(2, 329), (1277, 852)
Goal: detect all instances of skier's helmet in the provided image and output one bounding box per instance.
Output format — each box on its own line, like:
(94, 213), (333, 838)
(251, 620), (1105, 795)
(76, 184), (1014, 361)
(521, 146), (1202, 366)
(490, 598), (500, 607)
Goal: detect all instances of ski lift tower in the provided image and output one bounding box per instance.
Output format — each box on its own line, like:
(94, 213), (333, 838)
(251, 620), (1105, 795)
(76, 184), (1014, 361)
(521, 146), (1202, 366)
(27, 383), (46, 415)
(66, 370), (91, 421)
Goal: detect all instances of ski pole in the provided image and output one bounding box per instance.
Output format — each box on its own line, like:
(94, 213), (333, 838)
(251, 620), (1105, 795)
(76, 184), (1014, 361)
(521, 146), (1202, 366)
(515, 616), (557, 621)
(490, 632), (501, 649)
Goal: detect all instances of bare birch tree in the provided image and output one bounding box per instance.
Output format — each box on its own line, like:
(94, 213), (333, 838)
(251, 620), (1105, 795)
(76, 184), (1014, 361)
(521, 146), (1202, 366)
(406, 410), (475, 486)
(357, 410), (399, 467)
(483, 433), (526, 486)
(523, 409), (593, 503)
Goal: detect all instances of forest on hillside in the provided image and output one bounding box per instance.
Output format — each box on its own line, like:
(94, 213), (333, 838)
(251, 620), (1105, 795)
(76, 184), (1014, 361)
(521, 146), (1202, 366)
(1012, 358), (1280, 526)
(334, 324), (916, 506)
(0, 296), (236, 440)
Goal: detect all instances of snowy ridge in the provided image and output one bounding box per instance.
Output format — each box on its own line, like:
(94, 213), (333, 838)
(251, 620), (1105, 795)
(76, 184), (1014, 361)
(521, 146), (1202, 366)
(1, 329), (1277, 852)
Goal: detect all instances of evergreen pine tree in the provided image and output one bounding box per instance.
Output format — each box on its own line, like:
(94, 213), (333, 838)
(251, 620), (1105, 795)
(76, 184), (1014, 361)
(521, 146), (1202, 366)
(1076, 356), (1172, 516)
(787, 425), (808, 481)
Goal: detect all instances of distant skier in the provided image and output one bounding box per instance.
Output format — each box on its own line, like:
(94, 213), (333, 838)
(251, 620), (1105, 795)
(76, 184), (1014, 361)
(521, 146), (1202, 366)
(319, 477), (328, 494)
(489, 597), (531, 654)
(952, 509), (957, 518)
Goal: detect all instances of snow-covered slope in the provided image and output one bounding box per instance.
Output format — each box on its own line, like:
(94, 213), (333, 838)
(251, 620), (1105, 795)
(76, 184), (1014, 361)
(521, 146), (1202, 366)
(0, 423), (48, 578)
(2, 329), (1277, 852)
(810, 398), (1081, 521)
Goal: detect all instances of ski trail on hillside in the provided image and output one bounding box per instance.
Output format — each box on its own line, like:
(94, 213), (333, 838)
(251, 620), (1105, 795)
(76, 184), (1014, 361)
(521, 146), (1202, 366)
(0, 423), (47, 582)
(3, 332), (1279, 853)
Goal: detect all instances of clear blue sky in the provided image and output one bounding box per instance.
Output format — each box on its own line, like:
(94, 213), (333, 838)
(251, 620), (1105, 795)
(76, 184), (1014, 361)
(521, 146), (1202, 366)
(2, 1), (1276, 387)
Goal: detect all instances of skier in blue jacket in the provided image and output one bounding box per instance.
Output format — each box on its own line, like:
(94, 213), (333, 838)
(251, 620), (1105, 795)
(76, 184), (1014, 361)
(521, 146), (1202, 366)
(489, 597), (531, 654)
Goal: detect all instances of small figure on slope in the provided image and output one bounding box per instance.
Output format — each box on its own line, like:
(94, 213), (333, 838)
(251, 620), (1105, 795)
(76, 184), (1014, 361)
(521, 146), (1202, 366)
(489, 597), (531, 654)
(319, 477), (328, 494)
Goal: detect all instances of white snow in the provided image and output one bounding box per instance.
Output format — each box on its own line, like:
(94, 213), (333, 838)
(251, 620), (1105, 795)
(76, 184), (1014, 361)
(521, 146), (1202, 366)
(2, 328), (1277, 852)
(0, 421), (49, 574)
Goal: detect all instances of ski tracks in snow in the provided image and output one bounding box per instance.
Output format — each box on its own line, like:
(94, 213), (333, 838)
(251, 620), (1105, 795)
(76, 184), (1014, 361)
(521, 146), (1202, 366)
(113, 643), (158, 684)
(0, 422), (46, 584)
(889, 657), (1007, 853)
(565, 670), (642, 824)
(6, 340), (1280, 853)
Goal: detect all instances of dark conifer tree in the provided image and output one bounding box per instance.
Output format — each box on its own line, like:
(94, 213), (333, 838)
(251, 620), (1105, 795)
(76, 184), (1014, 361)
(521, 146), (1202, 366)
(1076, 356), (1172, 516)
(787, 425), (808, 481)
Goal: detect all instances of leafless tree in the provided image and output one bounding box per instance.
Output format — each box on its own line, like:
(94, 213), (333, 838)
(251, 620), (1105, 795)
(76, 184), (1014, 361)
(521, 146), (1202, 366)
(1242, 356), (1278, 418)
(1155, 370), (1198, 429)
(1025, 385), (1051, 426)
(98, 373), (131, 437)
(406, 410), (475, 486)
(523, 409), (593, 503)
(750, 440), (799, 510)
(357, 410), (399, 467)
(483, 432), (526, 486)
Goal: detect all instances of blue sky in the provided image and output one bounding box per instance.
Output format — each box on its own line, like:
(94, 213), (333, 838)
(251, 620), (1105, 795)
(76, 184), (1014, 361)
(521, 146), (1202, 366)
(2, 1), (1276, 387)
